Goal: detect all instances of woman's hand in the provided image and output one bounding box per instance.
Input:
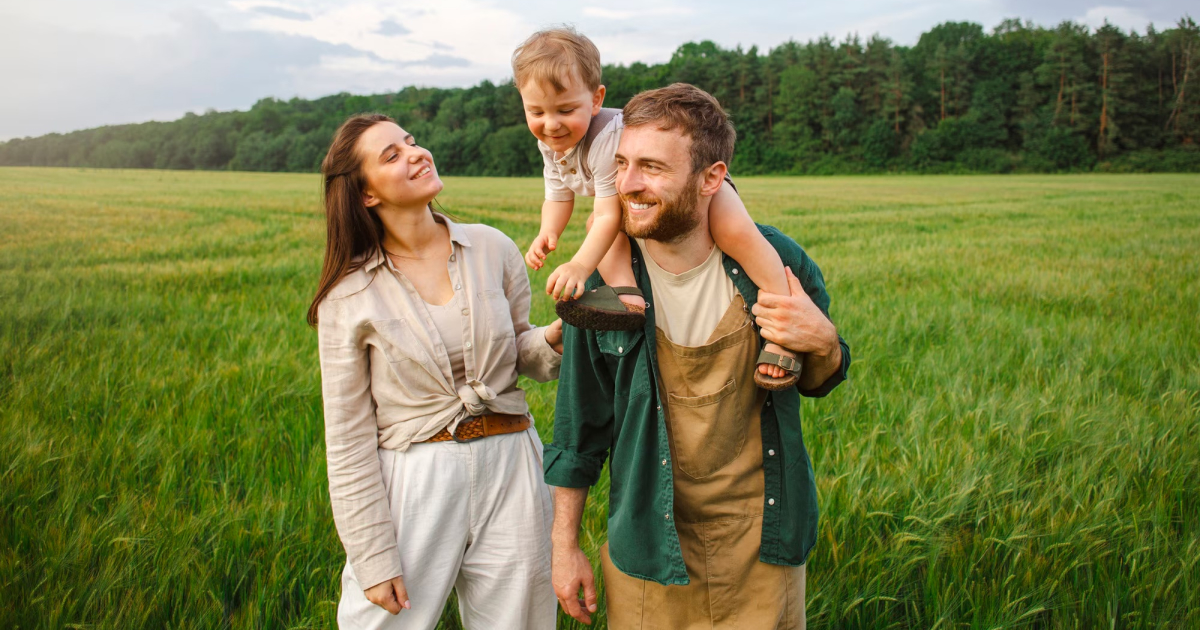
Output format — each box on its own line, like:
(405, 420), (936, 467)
(544, 319), (564, 355)
(364, 576), (410, 615)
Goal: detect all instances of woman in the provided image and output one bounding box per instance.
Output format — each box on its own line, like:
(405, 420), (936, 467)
(308, 114), (563, 629)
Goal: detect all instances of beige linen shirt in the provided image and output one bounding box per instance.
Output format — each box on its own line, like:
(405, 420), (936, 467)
(317, 214), (561, 589)
(539, 112), (623, 201)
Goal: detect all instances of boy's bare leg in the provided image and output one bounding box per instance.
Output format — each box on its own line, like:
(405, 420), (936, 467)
(709, 181), (794, 378)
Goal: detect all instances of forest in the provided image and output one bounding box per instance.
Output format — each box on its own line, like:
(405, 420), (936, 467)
(2, 17), (1198, 175)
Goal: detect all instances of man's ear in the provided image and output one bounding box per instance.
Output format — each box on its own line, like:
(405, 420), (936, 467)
(592, 85), (607, 116)
(698, 161), (728, 197)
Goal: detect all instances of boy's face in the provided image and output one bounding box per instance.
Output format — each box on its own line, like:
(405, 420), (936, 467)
(519, 73), (605, 154)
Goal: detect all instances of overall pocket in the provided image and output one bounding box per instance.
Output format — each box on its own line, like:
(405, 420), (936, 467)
(665, 378), (747, 479)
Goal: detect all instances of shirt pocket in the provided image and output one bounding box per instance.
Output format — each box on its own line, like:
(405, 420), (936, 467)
(664, 378), (747, 479)
(597, 328), (649, 396)
(478, 290), (516, 341)
(596, 328), (644, 357)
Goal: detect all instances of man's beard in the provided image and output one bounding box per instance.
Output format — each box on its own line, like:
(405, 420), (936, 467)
(621, 172), (702, 243)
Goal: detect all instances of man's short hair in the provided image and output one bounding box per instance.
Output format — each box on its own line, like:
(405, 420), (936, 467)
(511, 27), (602, 93)
(622, 83), (736, 174)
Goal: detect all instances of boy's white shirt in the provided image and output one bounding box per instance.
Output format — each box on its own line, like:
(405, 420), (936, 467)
(539, 112), (623, 201)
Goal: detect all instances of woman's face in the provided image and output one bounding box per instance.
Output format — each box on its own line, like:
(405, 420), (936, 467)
(358, 122), (443, 211)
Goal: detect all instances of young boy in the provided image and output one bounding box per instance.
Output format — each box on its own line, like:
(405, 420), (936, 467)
(512, 27), (800, 390)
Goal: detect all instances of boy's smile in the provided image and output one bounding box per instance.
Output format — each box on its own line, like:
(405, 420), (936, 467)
(519, 76), (606, 154)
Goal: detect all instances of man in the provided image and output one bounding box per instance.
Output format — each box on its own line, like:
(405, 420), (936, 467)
(543, 82), (851, 629)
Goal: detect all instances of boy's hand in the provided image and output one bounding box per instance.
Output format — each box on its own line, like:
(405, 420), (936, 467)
(525, 232), (559, 270)
(547, 261), (590, 301)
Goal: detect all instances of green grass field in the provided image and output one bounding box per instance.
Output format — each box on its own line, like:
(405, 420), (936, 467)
(1, 167), (1197, 628)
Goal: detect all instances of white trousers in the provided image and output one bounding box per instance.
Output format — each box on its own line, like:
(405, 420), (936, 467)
(337, 428), (556, 630)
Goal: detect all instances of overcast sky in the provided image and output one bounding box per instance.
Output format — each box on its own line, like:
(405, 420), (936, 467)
(0, 0), (1190, 140)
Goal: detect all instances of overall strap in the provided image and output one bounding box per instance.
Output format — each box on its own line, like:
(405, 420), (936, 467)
(578, 107), (621, 183)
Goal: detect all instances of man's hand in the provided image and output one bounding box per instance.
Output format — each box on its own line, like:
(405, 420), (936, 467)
(752, 268), (837, 356)
(544, 319), (564, 355)
(552, 542), (598, 624)
(525, 232), (558, 270)
(547, 261), (590, 301)
(364, 576), (410, 615)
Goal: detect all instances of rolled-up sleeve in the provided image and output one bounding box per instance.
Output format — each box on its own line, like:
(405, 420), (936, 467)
(502, 240), (561, 382)
(318, 298), (402, 589)
(799, 335), (850, 398)
(544, 321), (614, 488)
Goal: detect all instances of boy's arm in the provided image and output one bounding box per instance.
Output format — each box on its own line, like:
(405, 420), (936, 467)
(527, 199), (575, 270)
(547, 195), (621, 299)
(571, 195), (622, 272)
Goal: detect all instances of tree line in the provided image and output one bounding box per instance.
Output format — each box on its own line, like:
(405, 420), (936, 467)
(2, 17), (1198, 175)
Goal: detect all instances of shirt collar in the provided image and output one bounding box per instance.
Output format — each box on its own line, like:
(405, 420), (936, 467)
(362, 212), (470, 272)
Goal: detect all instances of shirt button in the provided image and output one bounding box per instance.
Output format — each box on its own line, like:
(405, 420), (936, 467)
(455, 283), (461, 290)
(461, 309), (469, 316)
(661, 459), (667, 466)
(450, 255), (456, 262)
(768, 449), (776, 456)
(766, 401), (772, 407)
(732, 268), (740, 275)
(464, 342), (472, 349)
(560, 160), (567, 165)
(618, 346), (623, 353)
(768, 498), (776, 506)
(570, 168), (577, 175)
(665, 514), (671, 520)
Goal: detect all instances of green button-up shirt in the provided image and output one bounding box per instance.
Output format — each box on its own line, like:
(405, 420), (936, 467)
(544, 225), (851, 585)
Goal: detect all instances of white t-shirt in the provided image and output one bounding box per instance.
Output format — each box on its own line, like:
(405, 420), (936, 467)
(539, 113), (623, 201)
(637, 239), (738, 348)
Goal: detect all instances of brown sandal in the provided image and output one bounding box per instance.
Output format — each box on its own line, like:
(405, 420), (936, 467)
(555, 286), (646, 331)
(754, 349), (802, 391)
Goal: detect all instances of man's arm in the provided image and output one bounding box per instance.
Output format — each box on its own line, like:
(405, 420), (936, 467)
(754, 268), (843, 387)
(550, 487), (599, 625)
(543, 317), (615, 624)
(751, 228), (851, 397)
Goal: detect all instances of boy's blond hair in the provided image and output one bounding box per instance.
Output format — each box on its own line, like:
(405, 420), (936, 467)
(512, 27), (602, 93)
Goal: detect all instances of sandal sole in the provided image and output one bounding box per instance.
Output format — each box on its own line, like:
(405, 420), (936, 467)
(556, 300), (646, 332)
(754, 370), (800, 391)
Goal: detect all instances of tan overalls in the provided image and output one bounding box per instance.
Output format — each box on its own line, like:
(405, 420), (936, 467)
(601, 295), (807, 629)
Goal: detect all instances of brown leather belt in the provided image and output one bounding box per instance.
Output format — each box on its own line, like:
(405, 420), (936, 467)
(418, 413), (531, 443)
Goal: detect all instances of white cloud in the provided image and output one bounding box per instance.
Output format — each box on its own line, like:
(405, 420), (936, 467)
(582, 6), (693, 20)
(228, 0), (531, 69)
(1079, 6), (1155, 32)
(2, 0), (1194, 139)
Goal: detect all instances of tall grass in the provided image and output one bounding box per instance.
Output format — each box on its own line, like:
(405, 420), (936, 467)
(0, 168), (1197, 628)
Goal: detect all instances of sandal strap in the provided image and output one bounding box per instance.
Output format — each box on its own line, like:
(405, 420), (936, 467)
(757, 350), (801, 374)
(575, 285), (636, 312)
(610, 286), (644, 297)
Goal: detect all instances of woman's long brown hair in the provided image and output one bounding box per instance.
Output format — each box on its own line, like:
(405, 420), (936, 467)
(307, 113), (393, 327)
